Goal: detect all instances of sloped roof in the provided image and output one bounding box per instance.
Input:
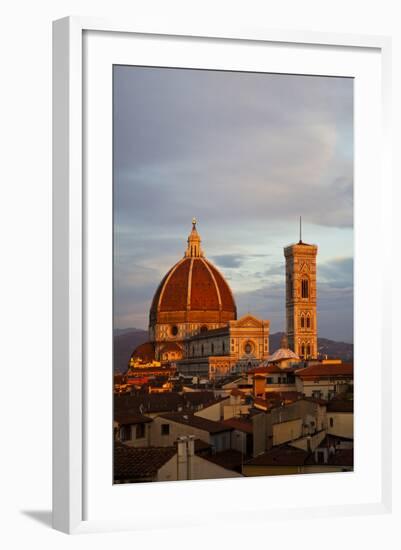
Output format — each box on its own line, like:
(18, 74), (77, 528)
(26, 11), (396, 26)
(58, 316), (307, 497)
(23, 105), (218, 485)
(159, 412), (233, 434)
(222, 418), (253, 434)
(327, 400), (354, 413)
(296, 362), (353, 378)
(114, 443), (176, 481)
(245, 445), (309, 467)
(114, 391), (221, 416)
(249, 364), (283, 375)
(114, 393), (184, 415)
(114, 412), (153, 426)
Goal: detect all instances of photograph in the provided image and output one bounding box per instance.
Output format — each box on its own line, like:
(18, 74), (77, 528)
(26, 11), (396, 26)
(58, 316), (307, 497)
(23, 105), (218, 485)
(112, 65), (354, 483)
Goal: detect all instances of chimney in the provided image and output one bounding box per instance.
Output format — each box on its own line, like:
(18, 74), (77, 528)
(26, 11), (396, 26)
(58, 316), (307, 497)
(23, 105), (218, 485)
(187, 436), (195, 480)
(177, 437), (188, 481)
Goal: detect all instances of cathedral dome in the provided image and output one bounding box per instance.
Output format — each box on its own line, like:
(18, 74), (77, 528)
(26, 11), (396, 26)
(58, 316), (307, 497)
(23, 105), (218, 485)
(149, 220), (237, 328)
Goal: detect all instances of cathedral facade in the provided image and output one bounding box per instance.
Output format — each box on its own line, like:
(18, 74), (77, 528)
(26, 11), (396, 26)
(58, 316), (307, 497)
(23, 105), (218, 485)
(129, 220), (318, 376)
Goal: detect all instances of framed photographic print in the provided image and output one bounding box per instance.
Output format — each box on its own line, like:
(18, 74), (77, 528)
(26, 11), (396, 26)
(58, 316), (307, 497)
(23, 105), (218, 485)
(53, 17), (392, 534)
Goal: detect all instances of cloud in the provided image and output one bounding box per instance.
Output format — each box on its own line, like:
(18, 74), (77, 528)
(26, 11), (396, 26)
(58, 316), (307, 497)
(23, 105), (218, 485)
(113, 67), (354, 341)
(114, 67), (353, 232)
(210, 253), (270, 269)
(319, 257), (353, 289)
(210, 254), (246, 268)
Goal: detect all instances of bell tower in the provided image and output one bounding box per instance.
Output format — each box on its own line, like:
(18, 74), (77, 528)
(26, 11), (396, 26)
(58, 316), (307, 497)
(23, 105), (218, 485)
(284, 220), (318, 359)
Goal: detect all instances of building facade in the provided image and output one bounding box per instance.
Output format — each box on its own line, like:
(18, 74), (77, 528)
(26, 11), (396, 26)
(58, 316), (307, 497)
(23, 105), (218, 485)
(177, 314), (270, 379)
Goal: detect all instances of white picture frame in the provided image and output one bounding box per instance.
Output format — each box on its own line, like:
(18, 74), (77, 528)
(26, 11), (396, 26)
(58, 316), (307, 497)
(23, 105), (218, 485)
(52, 16), (392, 534)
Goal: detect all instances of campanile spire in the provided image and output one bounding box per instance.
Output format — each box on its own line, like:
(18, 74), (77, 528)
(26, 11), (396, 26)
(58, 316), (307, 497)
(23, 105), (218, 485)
(185, 218), (204, 257)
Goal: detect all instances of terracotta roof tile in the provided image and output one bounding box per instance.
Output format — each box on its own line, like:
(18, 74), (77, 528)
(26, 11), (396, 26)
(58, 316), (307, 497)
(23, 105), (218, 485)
(159, 412), (233, 434)
(245, 445), (309, 467)
(296, 362), (353, 378)
(222, 418), (253, 434)
(114, 413), (153, 426)
(150, 256), (236, 320)
(114, 443), (176, 481)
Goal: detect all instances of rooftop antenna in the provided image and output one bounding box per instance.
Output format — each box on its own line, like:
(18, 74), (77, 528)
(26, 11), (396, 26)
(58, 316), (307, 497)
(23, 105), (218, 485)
(299, 216), (303, 244)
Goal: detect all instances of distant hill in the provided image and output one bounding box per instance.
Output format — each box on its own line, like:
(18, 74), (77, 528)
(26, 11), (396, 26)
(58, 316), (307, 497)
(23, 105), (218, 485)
(113, 329), (353, 372)
(114, 327), (146, 336)
(270, 332), (353, 362)
(113, 328), (148, 373)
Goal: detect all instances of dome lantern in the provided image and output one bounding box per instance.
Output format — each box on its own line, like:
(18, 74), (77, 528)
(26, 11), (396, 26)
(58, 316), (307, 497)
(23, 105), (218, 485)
(185, 217), (203, 258)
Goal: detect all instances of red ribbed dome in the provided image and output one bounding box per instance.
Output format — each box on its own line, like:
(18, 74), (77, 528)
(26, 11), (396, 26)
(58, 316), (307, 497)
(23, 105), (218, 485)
(149, 221), (237, 330)
(149, 256), (237, 325)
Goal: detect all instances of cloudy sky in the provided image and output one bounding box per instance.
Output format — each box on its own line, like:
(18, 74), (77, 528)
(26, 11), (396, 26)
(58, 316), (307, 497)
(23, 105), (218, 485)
(113, 66), (353, 343)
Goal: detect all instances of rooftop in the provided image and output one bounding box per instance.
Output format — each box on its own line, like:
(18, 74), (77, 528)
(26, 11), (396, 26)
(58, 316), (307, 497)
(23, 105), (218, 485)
(202, 450), (244, 473)
(296, 362), (353, 378)
(245, 445), (309, 467)
(114, 442), (176, 481)
(222, 417), (254, 434)
(159, 412), (233, 434)
(327, 400), (354, 413)
(114, 391), (222, 416)
(114, 412), (153, 426)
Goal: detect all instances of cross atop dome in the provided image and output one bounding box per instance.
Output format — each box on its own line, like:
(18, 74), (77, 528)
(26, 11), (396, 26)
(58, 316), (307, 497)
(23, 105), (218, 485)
(185, 219), (204, 257)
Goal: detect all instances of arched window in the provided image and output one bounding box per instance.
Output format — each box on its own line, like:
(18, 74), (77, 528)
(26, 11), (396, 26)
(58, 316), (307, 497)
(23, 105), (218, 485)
(301, 343), (305, 357)
(200, 325), (208, 333)
(301, 278), (309, 299)
(306, 344), (311, 357)
(306, 315), (311, 329)
(300, 314), (305, 328)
